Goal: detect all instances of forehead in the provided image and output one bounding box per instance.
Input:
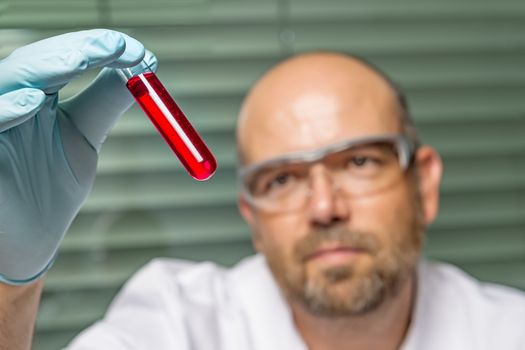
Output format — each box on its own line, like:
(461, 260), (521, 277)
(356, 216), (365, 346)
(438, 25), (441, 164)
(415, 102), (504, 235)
(243, 91), (402, 166)
(238, 55), (404, 166)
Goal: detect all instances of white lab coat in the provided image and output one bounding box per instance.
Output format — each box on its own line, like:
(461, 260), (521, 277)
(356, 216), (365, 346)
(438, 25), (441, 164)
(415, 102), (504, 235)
(67, 254), (525, 349)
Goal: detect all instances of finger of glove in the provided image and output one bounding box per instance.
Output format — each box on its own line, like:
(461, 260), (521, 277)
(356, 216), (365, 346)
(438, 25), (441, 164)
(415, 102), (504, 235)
(0, 89), (46, 133)
(105, 32), (146, 69)
(0, 29), (145, 95)
(60, 50), (158, 152)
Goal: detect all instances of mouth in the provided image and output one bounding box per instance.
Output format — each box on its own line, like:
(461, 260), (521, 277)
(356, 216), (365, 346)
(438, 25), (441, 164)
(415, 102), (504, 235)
(304, 245), (367, 264)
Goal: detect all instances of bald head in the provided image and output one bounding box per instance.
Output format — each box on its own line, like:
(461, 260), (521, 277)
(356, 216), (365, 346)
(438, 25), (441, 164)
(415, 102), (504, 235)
(237, 52), (416, 166)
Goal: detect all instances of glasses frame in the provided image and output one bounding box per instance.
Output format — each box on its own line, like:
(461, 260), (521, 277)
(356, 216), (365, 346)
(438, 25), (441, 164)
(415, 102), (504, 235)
(238, 133), (419, 210)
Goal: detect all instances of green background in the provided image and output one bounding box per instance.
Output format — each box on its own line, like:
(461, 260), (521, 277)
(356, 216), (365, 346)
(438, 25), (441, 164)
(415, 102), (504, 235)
(0, 0), (524, 349)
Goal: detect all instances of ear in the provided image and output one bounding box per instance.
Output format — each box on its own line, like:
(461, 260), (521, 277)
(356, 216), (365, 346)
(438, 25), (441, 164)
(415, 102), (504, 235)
(413, 146), (443, 224)
(237, 194), (263, 252)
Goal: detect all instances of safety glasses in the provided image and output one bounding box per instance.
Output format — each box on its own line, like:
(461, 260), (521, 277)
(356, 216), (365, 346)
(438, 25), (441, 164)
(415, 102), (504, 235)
(238, 134), (418, 213)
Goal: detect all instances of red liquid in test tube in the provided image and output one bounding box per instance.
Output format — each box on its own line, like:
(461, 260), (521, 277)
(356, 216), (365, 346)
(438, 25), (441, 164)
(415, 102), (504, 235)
(125, 70), (217, 181)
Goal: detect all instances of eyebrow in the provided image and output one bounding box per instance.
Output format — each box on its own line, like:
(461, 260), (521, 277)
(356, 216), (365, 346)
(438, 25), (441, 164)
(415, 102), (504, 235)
(239, 133), (405, 176)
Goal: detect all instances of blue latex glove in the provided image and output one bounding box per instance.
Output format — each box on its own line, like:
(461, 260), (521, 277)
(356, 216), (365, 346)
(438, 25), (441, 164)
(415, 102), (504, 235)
(0, 29), (157, 285)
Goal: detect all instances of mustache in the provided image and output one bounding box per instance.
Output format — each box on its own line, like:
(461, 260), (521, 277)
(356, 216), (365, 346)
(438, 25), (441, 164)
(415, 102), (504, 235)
(294, 224), (381, 262)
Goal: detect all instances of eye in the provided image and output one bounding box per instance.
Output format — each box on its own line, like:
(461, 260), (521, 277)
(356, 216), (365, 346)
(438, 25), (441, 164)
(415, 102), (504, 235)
(343, 155), (384, 177)
(350, 156), (376, 167)
(250, 166), (304, 197)
(267, 173), (293, 189)
(257, 171), (300, 196)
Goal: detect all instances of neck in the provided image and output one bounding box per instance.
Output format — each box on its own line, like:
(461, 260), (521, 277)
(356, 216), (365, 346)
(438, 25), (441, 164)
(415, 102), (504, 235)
(291, 272), (416, 350)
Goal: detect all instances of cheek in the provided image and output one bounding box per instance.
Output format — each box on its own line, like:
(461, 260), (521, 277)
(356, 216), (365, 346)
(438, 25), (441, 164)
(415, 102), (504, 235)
(352, 182), (417, 245)
(255, 212), (307, 259)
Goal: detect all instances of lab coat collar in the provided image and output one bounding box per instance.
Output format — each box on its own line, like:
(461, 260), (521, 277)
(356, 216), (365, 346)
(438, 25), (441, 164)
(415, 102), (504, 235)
(228, 254), (308, 350)
(400, 259), (469, 350)
(229, 255), (435, 350)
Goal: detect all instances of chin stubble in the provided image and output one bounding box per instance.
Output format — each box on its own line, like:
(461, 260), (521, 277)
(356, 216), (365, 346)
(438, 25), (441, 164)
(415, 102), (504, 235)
(273, 202), (424, 317)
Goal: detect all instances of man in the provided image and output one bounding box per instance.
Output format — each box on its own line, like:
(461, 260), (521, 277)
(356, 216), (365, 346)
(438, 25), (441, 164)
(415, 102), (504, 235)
(1, 30), (524, 350)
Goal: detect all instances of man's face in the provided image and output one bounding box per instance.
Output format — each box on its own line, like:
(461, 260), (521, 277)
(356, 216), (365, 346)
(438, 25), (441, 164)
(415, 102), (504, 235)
(238, 55), (429, 317)
(254, 154), (427, 316)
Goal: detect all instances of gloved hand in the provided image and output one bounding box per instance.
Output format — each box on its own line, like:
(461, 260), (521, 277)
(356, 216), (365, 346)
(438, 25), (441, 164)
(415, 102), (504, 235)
(0, 29), (158, 285)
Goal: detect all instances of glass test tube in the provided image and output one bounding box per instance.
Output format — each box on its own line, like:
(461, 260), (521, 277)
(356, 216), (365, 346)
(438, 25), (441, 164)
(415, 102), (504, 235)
(118, 60), (217, 181)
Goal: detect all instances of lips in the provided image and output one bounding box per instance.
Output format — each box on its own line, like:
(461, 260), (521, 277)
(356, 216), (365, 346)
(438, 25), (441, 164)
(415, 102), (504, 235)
(304, 245), (367, 262)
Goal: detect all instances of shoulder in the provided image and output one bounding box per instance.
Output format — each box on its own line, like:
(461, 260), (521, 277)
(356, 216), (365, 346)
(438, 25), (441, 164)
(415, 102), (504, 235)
(68, 255), (267, 349)
(413, 260), (525, 348)
(420, 260), (525, 312)
(118, 254), (266, 302)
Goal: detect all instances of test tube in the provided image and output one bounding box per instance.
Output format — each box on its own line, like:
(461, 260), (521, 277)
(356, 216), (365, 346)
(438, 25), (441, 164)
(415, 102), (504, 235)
(118, 60), (217, 181)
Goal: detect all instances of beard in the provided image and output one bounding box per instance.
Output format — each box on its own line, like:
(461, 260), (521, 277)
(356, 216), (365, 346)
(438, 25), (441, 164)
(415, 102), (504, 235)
(263, 192), (426, 318)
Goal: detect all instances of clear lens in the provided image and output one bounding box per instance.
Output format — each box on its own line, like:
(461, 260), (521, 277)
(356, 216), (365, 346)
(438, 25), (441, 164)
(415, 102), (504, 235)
(240, 135), (415, 212)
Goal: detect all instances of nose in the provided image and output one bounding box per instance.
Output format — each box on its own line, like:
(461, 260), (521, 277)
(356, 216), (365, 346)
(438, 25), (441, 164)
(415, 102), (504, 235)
(307, 165), (350, 227)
